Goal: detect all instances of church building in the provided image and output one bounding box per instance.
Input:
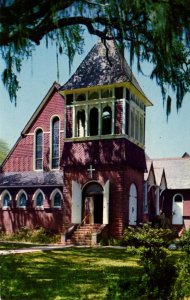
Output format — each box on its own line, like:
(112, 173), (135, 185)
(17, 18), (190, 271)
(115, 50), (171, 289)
(0, 40), (152, 242)
(145, 154), (190, 232)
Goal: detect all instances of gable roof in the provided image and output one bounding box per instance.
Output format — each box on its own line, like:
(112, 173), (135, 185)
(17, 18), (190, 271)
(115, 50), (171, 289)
(0, 82), (61, 169)
(22, 82), (61, 134)
(60, 40), (152, 105)
(147, 156), (190, 189)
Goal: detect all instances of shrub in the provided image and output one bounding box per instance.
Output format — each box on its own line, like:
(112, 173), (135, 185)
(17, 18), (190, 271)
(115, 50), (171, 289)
(0, 227), (60, 244)
(138, 246), (176, 299)
(123, 224), (174, 248)
(107, 224), (177, 300)
(171, 256), (190, 300)
(178, 228), (190, 253)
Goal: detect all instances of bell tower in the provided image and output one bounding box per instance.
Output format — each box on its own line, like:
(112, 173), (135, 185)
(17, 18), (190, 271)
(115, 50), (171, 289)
(60, 39), (152, 238)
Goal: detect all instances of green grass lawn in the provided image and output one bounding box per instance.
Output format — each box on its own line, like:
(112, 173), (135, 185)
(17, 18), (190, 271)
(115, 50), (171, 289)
(0, 247), (141, 300)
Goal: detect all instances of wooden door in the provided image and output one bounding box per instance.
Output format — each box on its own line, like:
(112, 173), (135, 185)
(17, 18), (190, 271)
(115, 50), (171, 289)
(172, 194), (183, 225)
(71, 181), (82, 223)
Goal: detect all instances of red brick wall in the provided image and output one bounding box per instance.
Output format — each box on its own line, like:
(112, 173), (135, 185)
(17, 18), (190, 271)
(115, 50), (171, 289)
(63, 164), (144, 238)
(0, 186), (64, 233)
(2, 91), (64, 172)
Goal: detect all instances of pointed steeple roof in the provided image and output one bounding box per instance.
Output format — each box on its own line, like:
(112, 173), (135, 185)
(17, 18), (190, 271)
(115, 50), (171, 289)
(61, 40), (148, 100)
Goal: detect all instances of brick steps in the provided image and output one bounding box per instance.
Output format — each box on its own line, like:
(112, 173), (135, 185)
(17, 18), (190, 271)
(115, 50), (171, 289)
(67, 224), (102, 246)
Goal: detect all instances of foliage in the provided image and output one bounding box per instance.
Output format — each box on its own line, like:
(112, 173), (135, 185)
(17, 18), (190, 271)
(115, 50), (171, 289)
(0, 138), (9, 164)
(123, 224), (174, 248)
(0, 247), (139, 299)
(171, 255), (190, 300)
(138, 246), (176, 299)
(177, 227), (190, 253)
(0, 226), (60, 244)
(107, 225), (177, 299)
(1, 1), (190, 114)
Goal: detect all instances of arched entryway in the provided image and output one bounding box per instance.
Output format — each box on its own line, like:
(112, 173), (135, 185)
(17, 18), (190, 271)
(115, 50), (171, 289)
(82, 182), (103, 224)
(172, 194), (183, 225)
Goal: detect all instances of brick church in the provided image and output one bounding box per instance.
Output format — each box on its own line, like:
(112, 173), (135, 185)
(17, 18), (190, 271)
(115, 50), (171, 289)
(0, 39), (152, 241)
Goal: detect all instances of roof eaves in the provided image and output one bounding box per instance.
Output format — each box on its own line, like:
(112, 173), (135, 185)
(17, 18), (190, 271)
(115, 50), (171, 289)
(0, 136), (22, 170)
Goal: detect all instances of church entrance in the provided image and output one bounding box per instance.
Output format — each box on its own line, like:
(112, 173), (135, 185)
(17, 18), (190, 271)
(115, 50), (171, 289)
(82, 182), (103, 224)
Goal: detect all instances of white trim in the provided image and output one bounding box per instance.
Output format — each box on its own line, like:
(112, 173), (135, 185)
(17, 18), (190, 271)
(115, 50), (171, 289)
(72, 181), (82, 223)
(129, 183), (137, 225)
(64, 99), (67, 138)
(16, 189), (28, 209)
(122, 97), (126, 134)
(0, 189), (12, 209)
(33, 127), (44, 171)
(50, 188), (63, 208)
(32, 189), (45, 209)
(50, 115), (60, 170)
(172, 193), (184, 225)
(98, 103), (101, 135)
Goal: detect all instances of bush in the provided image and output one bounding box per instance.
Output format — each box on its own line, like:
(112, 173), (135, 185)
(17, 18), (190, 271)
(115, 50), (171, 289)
(107, 224), (177, 300)
(123, 224), (174, 248)
(171, 256), (190, 300)
(178, 228), (190, 253)
(0, 227), (60, 244)
(139, 246), (176, 299)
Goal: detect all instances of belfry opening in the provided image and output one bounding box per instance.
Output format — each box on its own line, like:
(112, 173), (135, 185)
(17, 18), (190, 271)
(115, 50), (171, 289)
(82, 182), (103, 224)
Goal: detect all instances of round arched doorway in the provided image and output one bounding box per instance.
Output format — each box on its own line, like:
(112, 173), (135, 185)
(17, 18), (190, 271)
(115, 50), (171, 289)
(82, 182), (103, 224)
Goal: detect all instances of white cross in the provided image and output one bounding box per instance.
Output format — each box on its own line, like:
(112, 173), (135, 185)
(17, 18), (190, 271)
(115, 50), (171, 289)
(87, 165), (95, 179)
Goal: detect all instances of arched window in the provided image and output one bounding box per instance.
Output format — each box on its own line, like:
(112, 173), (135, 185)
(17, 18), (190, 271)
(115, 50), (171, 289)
(35, 128), (43, 170)
(102, 106), (112, 135)
(36, 193), (43, 207)
(76, 93), (86, 101)
(88, 91), (99, 100)
(0, 190), (12, 208)
(51, 117), (60, 169)
(33, 189), (45, 208)
(50, 189), (63, 208)
(172, 194), (183, 225)
(16, 190), (28, 208)
(90, 107), (98, 136)
(76, 110), (85, 137)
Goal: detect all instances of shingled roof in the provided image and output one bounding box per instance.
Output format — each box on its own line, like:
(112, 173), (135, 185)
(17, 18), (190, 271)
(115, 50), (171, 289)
(147, 156), (190, 189)
(0, 171), (63, 187)
(61, 39), (146, 96)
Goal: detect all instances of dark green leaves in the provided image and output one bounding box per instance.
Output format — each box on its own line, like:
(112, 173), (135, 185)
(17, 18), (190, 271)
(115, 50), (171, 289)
(1, 0), (190, 112)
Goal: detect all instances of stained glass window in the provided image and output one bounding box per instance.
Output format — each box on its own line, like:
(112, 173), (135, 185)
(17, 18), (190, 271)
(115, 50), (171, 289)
(54, 192), (61, 207)
(52, 117), (59, 169)
(19, 193), (27, 207)
(36, 192), (43, 207)
(3, 193), (10, 207)
(35, 129), (43, 170)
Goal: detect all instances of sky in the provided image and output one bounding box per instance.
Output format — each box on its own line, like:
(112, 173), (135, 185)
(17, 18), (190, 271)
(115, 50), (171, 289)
(1, 32), (190, 159)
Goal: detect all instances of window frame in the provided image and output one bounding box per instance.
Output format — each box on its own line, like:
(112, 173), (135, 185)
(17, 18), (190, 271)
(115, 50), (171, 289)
(50, 189), (63, 208)
(32, 189), (45, 210)
(34, 127), (43, 171)
(0, 190), (12, 210)
(16, 189), (28, 209)
(50, 116), (60, 170)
